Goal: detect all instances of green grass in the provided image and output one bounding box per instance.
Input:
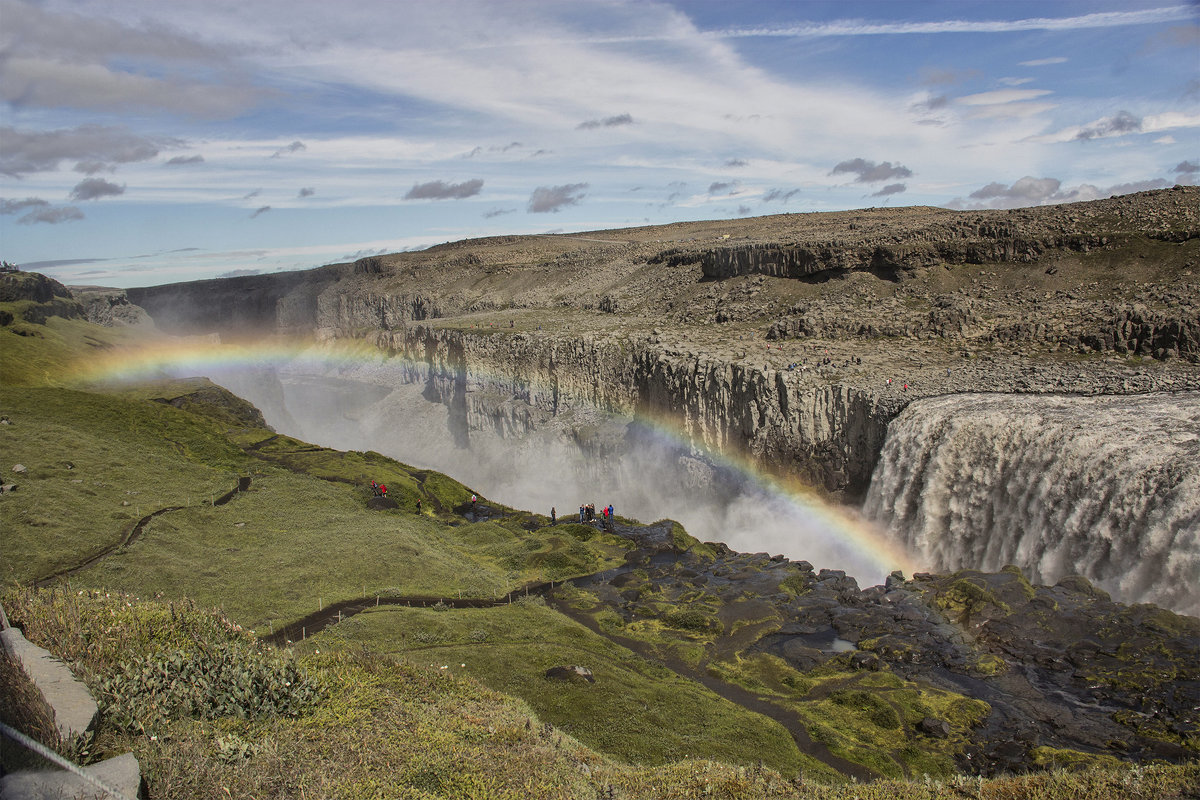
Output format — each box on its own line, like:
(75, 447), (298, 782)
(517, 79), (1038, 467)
(0, 386), (250, 585)
(0, 309), (149, 386)
(308, 601), (814, 777)
(62, 467), (502, 630)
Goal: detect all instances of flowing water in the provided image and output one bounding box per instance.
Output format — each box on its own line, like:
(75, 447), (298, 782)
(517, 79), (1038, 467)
(863, 392), (1200, 615)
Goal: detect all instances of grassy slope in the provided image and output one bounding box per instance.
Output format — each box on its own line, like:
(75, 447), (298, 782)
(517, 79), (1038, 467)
(4, 300), (1198, 798)
(2, 309), (814, 780)
(309, 602), (819, 779)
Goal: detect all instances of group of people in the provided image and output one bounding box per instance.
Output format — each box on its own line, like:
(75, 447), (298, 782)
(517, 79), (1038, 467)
(369, 479), (425, 513)
(579, 503), (613, 523)
(547, 503), (615, 526)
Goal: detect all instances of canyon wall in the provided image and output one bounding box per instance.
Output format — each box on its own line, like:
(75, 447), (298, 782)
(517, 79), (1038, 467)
(348, 322), (902, 498)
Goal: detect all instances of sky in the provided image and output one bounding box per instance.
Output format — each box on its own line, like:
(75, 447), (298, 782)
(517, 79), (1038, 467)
(1, 0), (1197, 288)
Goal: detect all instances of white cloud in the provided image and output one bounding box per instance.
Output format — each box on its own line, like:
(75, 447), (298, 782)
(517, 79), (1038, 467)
(957, 89), (1054, 106)
(1019, 57), (1069, 67)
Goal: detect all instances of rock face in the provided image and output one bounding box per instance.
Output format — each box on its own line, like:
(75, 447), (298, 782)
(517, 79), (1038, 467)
(127, 269), (340, 335)
(0, 272), (83, 324)
(71, 287), (155, 328)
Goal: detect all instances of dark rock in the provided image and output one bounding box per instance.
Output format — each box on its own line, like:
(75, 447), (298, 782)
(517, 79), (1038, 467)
(850, 651), (883, 671)
(544, 665), (595, 683)
(918, 717), (951, 738)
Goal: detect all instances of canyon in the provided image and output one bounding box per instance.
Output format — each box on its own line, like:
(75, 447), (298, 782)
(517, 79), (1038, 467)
(121, 187), (1200, 611)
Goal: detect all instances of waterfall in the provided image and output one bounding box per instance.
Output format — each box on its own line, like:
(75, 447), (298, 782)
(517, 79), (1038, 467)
(863, 392), (1200, 616)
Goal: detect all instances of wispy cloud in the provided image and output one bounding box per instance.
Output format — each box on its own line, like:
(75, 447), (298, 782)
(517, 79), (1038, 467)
(957, 89), (1053, 105)
(404, 179), (484, 200)
(577, 113), (634, 130)
(762, 188), (800, 203)
(1074, 110), (1141, 140)
(249, 205), (271, 218)
(1019, 57), (1069, 66)
(0, 124), (170, 176)
(528, 183), (588, 213)
(18, 206), (84, 225)
(165, 154), (205, 166)
(947, 175), (1172, 209)
(871, 183), (906, 197)
(0, 197), (49, 215)
(69, 177), (125, 201)
(709, 8), (1193, 40)
(830, 158), (912, 183)
(270, 141), (306, 158)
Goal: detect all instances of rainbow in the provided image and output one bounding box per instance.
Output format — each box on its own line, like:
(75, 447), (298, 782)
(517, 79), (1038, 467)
(74, 335), (920, 582)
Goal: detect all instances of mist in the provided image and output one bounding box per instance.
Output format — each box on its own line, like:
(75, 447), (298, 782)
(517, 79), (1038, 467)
(195, 357), (905, 589)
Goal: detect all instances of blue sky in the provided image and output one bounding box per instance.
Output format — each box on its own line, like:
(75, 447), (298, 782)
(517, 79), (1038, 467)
(1, 0), (1197, 288)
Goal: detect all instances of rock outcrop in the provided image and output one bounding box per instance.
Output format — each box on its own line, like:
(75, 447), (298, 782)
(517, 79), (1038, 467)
(556, 539), (1200, 779)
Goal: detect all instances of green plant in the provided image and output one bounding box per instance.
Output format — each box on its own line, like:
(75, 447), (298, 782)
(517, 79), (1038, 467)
(97, 642), (324, 734)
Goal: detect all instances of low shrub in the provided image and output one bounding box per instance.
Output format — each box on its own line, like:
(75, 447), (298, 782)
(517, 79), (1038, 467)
(97, 642), (324, 734)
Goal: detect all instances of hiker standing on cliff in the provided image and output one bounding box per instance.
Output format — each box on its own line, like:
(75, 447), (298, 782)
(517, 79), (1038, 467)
(416, 498), (422, 514)
(551, 506), (557, 525)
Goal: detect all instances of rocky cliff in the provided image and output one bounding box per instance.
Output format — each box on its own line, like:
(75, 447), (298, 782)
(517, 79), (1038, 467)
(123, 188), (1200, 501)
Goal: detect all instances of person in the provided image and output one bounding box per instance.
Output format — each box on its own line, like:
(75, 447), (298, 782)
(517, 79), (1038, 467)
(370, 480), (379, 496)
(579, 505), (585, 523)
(551, 506), (557, 525)
(471, 494), (477, 509)
(380, 484), (387, 497)
(608, 504), (613, 518)
(416, 498), (422, 514)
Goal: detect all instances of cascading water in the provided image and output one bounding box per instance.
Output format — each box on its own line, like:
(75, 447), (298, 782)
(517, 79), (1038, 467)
(863, 392), (1200, 616)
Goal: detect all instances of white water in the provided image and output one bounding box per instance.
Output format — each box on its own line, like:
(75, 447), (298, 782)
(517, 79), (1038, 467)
(863, 392), (1200, 616)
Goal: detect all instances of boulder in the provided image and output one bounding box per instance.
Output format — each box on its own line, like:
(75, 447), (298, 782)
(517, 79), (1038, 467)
(918, 717), (951, 738)
(544, 665), (595, 684)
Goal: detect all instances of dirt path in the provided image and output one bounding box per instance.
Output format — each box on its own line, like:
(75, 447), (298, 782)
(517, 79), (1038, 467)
(261, 581), (557, 646)
(34, 478), (251, 588)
